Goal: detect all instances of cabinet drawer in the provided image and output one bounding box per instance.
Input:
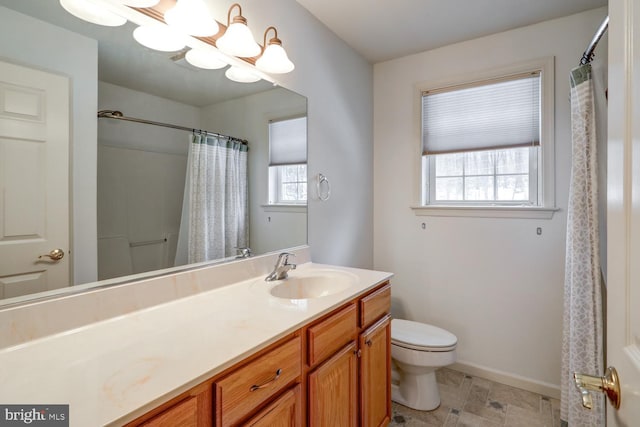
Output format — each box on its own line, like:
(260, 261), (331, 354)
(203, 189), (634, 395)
(308, 303), (357, 366)
(216, 336), (301, 426)
(360, 283), (391, 328)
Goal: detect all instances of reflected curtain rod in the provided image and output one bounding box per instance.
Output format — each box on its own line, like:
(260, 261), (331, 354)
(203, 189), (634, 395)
(97, 110), (248, 145)
(580, 16), (609, 65)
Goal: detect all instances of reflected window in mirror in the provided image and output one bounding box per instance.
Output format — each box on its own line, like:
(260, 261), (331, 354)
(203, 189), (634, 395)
(271, 164), (307, 204)
(268, 116), (308, 205)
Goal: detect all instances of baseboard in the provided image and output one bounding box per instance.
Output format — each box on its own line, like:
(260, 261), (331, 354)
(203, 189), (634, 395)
(451, 361), (561, 400)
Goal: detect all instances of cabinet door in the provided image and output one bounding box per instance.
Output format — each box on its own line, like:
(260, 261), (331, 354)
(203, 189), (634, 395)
(359, 315), (391, 427)
(141, 396), (198, 427)
(308, 342), (358, 427)
(244, 385), (301, 427)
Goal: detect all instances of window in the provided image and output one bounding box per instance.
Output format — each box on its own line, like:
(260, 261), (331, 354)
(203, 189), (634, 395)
(421, 71), (542, 207)
(425, 147), (538, 204)
(268, 116), (307, 205)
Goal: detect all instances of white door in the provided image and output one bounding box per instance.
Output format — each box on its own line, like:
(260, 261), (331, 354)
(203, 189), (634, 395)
(606, 0), (640, 423)
(0, 60), (70, 299)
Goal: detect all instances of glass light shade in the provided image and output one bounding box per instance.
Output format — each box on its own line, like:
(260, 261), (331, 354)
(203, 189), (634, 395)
(256, 44), (294, 74)
(225, 66), (261, 83)
(59, 0), (126, 26)
(164, 0), (219, 37)
(133, 24), (186, 52)
(185, 48), (227, 70)
(119, 0), (160, 6)
(216, 22), (261, 58)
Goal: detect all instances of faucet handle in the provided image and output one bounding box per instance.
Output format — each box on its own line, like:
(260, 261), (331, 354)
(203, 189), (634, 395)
(278, 252), (295, 263)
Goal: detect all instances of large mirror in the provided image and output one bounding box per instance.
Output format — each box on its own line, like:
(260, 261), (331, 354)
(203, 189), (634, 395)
(0, 0), (307, 306)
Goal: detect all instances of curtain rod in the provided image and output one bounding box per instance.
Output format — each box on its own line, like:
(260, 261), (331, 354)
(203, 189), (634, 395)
(97, 110), (248, 145)
(580, 16), (609, 65)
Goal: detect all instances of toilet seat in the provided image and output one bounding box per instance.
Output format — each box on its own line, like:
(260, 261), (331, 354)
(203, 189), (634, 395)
(391, 319), (457, 352)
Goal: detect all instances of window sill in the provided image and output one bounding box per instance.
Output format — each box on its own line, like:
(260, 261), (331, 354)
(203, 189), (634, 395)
(411, 205), (559, 219)
(262, 204), (307, 213)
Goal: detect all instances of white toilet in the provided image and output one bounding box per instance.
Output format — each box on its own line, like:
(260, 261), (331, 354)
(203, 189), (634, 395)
(391, 319), (458, 411)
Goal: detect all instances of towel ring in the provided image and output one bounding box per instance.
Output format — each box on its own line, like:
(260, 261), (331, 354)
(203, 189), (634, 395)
(317, 173), (331, 201)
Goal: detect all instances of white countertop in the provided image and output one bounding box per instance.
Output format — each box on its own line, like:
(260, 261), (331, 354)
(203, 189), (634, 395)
(0, 261), (392, 426)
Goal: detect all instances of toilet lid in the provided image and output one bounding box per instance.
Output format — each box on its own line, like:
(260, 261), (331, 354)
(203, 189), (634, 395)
(392, 319), (457, 350)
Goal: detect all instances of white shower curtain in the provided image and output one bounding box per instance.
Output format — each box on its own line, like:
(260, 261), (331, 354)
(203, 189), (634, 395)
(560, 64), (604, 426)
(175, 133), (248, 265)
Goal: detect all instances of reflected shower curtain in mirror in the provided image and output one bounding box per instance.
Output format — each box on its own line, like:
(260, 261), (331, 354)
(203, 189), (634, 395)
(175, 134), (248, 265)
(560, 64), (604, 426)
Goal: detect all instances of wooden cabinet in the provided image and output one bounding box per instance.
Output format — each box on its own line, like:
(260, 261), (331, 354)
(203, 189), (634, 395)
(243, 385), (301, 427)
(127, 281), (390, 427)
(359, 315), (391, 427)
(359, 284), (391, 328)
(215, 336), (301, 426)
(305, 282), (391, 427)
(140, 397), (198, 427)
(131, 381), (213, 427)
(308, 342), (358, 426)
(307, 303), (357, 366)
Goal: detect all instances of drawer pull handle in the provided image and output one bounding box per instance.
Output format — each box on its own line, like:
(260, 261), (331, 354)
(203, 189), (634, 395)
(250, 369), (282, 392)
(365, 339), (372, 347)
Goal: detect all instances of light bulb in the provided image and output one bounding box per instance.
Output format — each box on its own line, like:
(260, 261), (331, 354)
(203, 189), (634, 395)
(256, 43), (294, 74)
(164, 0), (219, 37)
(119, 0), (160, 7)
(225, 66), (261, 83)
(133, 24), (186, 52)
(216, 4), (261, 58)
(59, 0), (126, 26)
(185, 48), (227, 70)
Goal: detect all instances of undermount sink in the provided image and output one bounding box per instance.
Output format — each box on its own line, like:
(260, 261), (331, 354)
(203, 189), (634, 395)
(268, 270), (356, 300)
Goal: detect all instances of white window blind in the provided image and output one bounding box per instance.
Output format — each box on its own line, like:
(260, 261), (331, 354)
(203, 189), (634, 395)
(422, 72), (540, 155)
(269, 116), (307, 166)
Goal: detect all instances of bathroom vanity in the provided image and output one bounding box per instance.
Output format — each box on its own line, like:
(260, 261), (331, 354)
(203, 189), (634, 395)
(0, 249), (392, 426)
(126, 280), (391, 427)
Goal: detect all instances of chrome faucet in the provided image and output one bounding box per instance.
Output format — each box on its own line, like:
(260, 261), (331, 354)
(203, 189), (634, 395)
(235, 247), (252, 259)
(265, 252), (296, 281)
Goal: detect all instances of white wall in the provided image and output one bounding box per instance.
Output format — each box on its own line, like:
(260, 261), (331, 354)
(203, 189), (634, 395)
(201, 88), (307, 255)
(373, 7), (608, 394)
(205, 0), (375, 268)
(0, 7), (98, 285)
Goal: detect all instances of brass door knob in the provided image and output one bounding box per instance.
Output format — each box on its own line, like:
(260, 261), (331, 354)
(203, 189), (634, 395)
(573, 366), (621, 409)
(38, 248), (65, 261)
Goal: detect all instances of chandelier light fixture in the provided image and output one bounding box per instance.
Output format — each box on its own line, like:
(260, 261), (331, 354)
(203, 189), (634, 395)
(59, 0), (296, 84)
(255, 26), (295, 74)
(215, 3), (261, 58)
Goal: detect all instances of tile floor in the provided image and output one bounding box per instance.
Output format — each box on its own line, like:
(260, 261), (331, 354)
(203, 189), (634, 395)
(389, 368), (561, 427)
